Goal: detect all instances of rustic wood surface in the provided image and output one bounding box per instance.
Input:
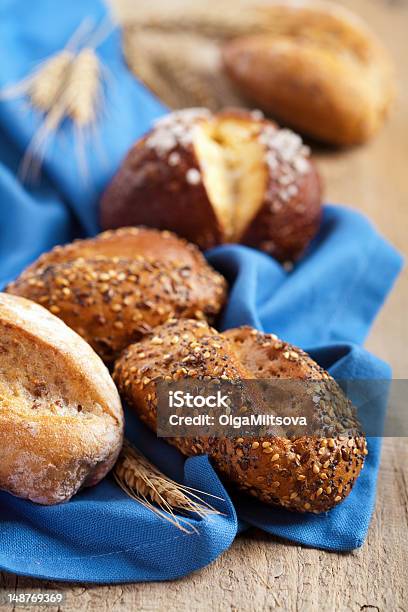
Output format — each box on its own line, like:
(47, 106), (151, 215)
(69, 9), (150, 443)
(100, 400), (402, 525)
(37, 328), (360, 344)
(1, 0), (407, 610)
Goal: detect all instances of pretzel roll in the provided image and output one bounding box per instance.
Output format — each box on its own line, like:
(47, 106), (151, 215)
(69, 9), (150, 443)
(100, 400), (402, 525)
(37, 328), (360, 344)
(100, 108), (322, 262)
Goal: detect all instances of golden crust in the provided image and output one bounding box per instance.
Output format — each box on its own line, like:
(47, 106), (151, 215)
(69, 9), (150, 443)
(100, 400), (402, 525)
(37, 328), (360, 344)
(100, 108), (322, 261)
(0, 293), (124, 505)
(222, 1), (395, 146)
(20, 226), (210, 278)
(113, 319), (366, 513)
(7, 255), (227, 363)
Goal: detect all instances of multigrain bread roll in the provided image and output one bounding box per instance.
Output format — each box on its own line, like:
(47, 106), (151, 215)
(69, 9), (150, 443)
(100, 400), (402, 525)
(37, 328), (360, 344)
(19, 226), (209, 278)
(222, 1), (395, 146)
(6, 228), (227, 363)
(0, 293), (124, 505)
(113, 319), (366, 513)
(100, 108), (322, 262)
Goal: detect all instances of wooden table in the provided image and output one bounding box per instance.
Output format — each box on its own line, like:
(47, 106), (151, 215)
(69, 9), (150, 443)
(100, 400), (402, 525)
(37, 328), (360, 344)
(1, 0), (407, 609)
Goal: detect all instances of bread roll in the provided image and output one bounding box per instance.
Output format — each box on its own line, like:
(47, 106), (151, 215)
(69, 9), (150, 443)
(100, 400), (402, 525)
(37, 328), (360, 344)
(6, 229), (227, 363)
(222, 1), (395, 146)
(100, 108), (322, 262)
(113, 319), (366, 513)
(20, 226), (208, 279)
(0, 292), (124, 505)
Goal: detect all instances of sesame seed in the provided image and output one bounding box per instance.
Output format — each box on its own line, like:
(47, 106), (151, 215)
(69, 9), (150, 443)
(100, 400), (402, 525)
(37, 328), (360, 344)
(252, 441), (260, 449)
(151, 336), (164, 345)
(335, 495), (342, 502)
(304, 503), (311, 510)
(313, 464), (320, 474)
(263, 447), (273, 454)
(297, 475), (306, 481)
(262, 441), (271, 448)
(316, 488), (323, 497)
(326, 486), (332, 494)
(271, 453), (280, 462)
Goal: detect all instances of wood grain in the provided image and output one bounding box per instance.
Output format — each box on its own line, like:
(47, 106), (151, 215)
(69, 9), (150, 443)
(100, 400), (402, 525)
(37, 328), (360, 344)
(1, 0), (407, 610)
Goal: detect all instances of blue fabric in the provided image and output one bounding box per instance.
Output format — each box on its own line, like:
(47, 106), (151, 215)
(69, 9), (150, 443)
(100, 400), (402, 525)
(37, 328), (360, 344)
(0, 0), (403, 584)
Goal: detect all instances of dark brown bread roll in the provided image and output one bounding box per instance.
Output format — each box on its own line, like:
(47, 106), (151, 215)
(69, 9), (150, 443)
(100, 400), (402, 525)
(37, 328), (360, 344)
(113, 319), (367, 513)
(0, 292), (124, 505)
(100, 108), (322, 262)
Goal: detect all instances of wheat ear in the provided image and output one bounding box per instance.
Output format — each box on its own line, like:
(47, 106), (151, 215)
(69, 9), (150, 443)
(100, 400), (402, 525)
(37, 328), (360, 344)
(117, 3), (265, 39)
(0, 17), (94, 109)
(20, 46), (103, 180)
(63, 47), (101, 126)
(114, 440), (223, 534)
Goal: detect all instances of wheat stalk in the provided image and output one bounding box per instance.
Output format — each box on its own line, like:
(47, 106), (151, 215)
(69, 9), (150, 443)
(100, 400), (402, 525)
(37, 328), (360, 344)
(0, 17), (94, 109)
(123, 28), (223, 110)
(116, 2), (265, 39)
(114, 440), (223, 533)
(64, 48), (101, 126)
(1, 17), (111, 181)
(0, 50), (74, 113)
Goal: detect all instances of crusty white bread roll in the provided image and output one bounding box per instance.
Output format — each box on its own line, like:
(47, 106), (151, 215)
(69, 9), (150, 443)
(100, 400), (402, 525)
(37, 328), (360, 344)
(0, 293), (124, 505)
(222, 1), (395, 146)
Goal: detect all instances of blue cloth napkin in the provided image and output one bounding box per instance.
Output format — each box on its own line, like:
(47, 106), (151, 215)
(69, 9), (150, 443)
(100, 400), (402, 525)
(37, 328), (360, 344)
(0, 0), (403, 583)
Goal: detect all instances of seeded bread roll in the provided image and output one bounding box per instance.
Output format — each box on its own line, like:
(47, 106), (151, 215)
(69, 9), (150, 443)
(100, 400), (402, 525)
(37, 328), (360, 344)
(100, 108), (322, 262)
(0, 292), (124, 505)
(222, 1), (395, 146)
(7, 255), (227, 364)
(20, 227), (208, 279)
(113, 319), (366, 513)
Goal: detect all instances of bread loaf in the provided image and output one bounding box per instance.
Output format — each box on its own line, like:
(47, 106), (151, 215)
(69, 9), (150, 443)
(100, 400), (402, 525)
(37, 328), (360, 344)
(113, 319), (367, 513)
(6, 229), (227, 363)
(100, 108), (322, 261)
(0, 292), (124, 505)
(222, 1), (395, 146)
